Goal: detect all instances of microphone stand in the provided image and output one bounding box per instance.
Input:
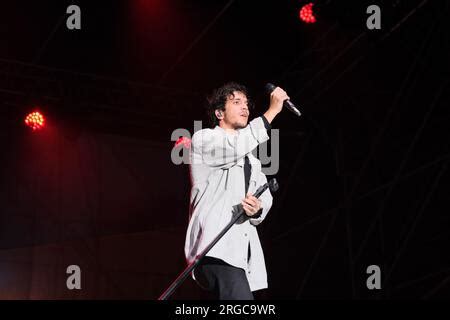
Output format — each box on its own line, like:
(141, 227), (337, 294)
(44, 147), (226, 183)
(158, 178), (279, 300)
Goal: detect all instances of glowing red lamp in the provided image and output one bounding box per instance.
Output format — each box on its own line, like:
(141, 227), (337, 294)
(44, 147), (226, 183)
(174, 136), (191, 149)
(299, 3), (316, 24)
(25, 111), (45, 131)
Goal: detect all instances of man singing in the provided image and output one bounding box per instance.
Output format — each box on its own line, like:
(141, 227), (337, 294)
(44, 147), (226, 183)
(184, 82), (289, 300)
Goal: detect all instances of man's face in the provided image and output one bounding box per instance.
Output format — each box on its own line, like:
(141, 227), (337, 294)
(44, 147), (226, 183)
(219, 91), (250, 129)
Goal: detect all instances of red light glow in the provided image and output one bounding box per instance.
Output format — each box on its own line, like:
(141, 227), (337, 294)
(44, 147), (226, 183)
(25, 111), (45, 131)
(174, 137), (191, 149)
(299, 3), (316, 24)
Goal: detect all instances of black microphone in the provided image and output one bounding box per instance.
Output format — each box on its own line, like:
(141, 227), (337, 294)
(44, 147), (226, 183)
(265, 83), (301, 117)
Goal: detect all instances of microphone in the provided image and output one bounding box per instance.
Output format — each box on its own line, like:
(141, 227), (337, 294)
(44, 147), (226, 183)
(265, 83), (301, 117)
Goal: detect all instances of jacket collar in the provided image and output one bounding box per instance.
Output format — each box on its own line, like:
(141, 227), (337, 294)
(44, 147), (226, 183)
(214, 125), (242, 136)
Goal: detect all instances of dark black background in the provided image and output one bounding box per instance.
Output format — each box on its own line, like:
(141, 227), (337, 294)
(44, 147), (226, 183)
(0, 0), (448, 299)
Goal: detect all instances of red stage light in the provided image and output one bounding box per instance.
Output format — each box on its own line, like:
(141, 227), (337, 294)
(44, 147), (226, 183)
(174, 136), (191, 149)
(299, 3), (316, 24)
(25, 111), (45, 130)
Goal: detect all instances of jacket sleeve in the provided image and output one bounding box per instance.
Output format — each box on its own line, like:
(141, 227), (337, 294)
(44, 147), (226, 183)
(191, 117), (270, 170)
(249, 171), (273, 226)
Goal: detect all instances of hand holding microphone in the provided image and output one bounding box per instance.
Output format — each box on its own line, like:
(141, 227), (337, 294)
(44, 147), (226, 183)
(263, 83), (301, 123)
(268, 86), (290, 114)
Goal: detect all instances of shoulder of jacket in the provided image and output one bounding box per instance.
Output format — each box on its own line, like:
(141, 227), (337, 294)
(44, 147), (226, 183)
(191, 128), (217, 146)
(192, 128), (215, 139)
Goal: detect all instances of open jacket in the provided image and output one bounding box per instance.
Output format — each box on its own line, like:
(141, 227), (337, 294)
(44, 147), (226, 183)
(184, 116), (273, 291)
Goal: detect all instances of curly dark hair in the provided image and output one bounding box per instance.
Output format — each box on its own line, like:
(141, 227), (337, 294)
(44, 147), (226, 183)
(205, 82), (254, 128)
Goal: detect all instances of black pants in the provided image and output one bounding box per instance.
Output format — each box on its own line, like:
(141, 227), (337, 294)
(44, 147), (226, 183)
(193, 257), (254, 300)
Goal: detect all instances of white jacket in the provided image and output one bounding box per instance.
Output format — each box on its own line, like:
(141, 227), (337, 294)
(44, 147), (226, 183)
(184, 116), (273, 291)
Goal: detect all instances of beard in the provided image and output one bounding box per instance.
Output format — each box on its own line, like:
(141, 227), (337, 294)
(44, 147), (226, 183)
(234, 121), (247, 129)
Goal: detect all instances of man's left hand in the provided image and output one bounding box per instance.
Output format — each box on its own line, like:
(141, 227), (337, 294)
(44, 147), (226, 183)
(241, 193), (262, 217)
